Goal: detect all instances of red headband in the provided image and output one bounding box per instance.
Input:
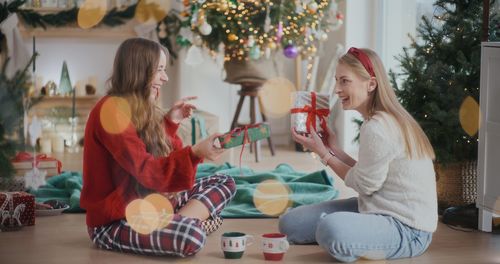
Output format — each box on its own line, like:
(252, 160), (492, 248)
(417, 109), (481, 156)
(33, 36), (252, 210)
(347, 47), (376, 77)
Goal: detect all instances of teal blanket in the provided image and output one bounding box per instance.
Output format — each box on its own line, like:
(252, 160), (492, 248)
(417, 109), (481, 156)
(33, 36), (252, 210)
(29, 171), (84, 213)
(28, 163), (338, 217)
(197, 163), (338, 218)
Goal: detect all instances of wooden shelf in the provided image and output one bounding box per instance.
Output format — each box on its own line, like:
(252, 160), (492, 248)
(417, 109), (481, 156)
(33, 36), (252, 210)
(19, 19), (138, 39)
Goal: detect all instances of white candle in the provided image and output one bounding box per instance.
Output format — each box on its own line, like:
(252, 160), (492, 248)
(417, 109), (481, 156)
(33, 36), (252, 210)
(40, 138), (52, 154)
(75, 80), (86, 96)
(88, 75), (98, 88)
(52, 136), (65, 153)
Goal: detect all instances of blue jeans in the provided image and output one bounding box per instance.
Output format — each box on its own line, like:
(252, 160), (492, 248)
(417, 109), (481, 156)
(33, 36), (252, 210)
(278, 198), (433, 262)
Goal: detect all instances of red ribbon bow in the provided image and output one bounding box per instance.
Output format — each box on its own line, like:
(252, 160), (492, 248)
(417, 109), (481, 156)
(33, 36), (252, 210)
(222, 123), (262, 176)
(12, 152), (62, 174)
(291, 92), (330, 135)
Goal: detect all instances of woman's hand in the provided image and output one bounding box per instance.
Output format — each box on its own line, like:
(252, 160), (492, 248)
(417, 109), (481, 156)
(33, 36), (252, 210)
(167, 96), (197, 124)
(291, 128), (328, 157)
(324, 126), (338, 150)
(191, 133), (225, 161)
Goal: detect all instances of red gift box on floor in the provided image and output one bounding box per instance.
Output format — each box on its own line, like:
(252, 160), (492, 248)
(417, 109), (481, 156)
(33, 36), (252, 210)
(11, 152), (62, 177)
(0, 192), (35, 228)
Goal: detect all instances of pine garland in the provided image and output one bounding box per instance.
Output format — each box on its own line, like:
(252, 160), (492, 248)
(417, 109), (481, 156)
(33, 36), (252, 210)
(0, 0), (178, 58)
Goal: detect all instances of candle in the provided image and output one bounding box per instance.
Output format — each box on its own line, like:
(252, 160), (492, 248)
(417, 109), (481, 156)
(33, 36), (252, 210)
(75, 80), (86, 96)
(40, 138), (52, 154)
(72, 87), (76, 120)
(52, 136), (65, 153)
(88, 75), (98, 88)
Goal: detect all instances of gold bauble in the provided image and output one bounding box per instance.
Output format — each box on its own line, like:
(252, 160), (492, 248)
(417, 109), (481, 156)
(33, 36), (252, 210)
(219, 1), (229, 11)
(268, 42), (277, 50)
(228, 33), (238, 41)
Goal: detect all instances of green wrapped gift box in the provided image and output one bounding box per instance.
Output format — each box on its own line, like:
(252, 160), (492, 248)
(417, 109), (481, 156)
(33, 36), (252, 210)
(218, 123), (271, 149)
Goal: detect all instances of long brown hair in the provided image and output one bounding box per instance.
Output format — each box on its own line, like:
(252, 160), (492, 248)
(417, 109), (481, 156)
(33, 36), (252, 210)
(339, 48), (435, 160)
(108, 38), (172, 157)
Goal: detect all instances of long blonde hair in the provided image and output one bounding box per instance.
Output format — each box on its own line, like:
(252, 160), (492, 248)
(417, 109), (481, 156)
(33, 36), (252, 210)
(340, 48), (435, 160)
(108, 38), (172, 157)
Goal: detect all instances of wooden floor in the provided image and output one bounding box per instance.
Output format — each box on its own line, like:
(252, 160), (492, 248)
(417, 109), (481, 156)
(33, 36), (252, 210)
(1, 145), (499, 263)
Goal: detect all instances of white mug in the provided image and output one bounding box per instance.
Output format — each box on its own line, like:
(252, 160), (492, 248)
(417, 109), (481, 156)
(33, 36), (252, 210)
(221, 232), (254, 259)
(261, 233), (290, 261)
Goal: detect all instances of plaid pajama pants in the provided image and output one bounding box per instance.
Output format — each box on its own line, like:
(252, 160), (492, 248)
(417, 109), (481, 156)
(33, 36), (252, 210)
(88, 174), (236, 257)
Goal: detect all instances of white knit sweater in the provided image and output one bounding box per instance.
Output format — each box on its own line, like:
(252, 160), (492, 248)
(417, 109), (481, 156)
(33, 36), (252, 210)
(344, 112), (438, 232)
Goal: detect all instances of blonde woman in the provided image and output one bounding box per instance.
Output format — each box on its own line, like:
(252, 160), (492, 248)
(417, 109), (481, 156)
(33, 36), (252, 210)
(280, 47), (437, 262)
(81, 38), (236, 257)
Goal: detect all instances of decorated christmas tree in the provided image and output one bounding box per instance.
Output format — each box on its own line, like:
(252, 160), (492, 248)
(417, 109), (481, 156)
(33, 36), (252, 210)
(390, 0), (499, 164)
(173, 0), (344, 61)
(0, 55), (40, 179)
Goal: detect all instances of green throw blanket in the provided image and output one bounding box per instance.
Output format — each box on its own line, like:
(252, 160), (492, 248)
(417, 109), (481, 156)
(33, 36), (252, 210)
(197, 163), (338, 218)
(29, 163), (338, 217)
(29, 171), (84, 213)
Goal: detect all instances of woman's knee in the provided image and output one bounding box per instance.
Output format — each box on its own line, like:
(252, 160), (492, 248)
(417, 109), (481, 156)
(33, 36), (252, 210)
(315, 213), (357, 262)
(278, 208), (310, 243)
(177, 221), (207, 256)
(221, 174), (237, 196)
(212, 174), (237, 198)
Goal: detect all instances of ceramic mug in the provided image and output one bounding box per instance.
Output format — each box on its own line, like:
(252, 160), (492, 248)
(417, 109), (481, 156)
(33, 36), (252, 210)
(261, 233), (290, 261)
(221, 232), (254, 259)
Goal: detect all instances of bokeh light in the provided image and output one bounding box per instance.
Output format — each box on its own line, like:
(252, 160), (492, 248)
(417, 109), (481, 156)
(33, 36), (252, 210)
(259, 77), (296, 118)
(77, 0), (107, 29)
(99, 96), (132, 134)
(125, 199), (160, 235)
(459, 96), (481, 137)
(135, 0), (171, 24)
(144, 193), (174, 229)
(253, 179), (292, 217)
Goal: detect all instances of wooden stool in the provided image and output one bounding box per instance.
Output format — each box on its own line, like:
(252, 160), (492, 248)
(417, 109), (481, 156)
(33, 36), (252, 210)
(230, 82), (276, 162)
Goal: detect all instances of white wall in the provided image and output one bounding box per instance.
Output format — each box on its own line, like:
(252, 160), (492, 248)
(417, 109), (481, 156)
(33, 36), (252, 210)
(24, 37), (122, 96)
(332, 0), (420, 158)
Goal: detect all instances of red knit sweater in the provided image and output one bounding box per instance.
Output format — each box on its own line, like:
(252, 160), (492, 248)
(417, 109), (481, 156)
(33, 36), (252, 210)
(81, 96), (202, 227)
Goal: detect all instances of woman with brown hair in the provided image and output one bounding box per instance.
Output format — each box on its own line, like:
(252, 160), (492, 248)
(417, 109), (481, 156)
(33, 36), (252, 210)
(81, 37), (236, 257)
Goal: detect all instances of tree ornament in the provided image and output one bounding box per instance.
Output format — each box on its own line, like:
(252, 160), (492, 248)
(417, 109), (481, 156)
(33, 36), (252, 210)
(276, 22), (284, 43)
(219, 1), (229, 11)
(268, 41), (277, 50)
(308, 2), (318, 14)
(284, 44), (299, 58)
(247, 35), (256, 47)
(249, 45), (261, 60)
(228, 33), (238, 41)
(264, 7), (271, 32)
(198, 21), (212, 35)
(295, 0), (304, 13)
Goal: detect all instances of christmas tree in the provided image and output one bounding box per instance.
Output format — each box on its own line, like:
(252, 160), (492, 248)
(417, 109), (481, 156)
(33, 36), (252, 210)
(173, 0), (344, 61)
(57, 61), (73, 95)
(391, 0), (499, 164)
(0, 55), (41, 179)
